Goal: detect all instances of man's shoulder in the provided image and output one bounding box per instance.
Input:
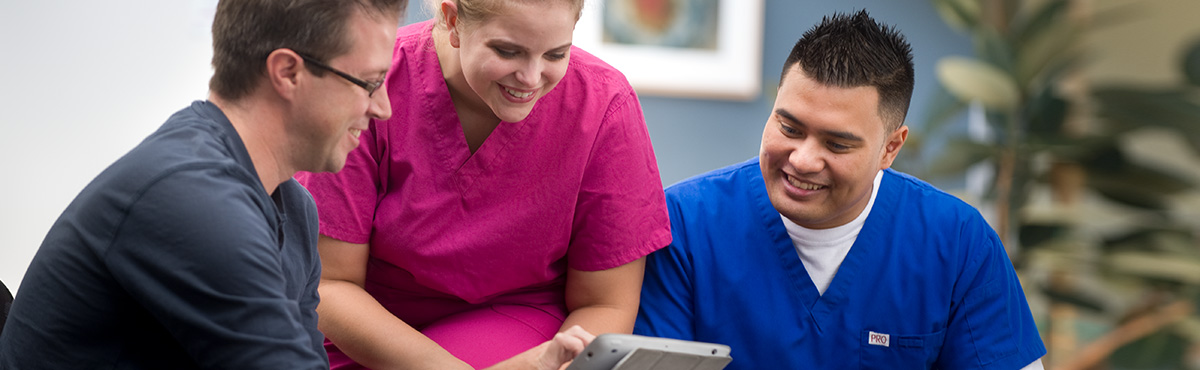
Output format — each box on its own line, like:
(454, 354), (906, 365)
(883, 169), (983, 215)
(96, 106), (266, 229)
(63, 103), (252, 220)
(120, 103), (251, 187)
(665, 157), (760, 201)
(278, 178), (318, 224)
(880, 169), (998, 247)
(667, 157), (758, 209)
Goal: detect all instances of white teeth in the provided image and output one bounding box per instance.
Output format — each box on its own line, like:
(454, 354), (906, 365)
(787, 175), (823, 190)
(504, 87), (533, 99)
(349, 128), (361, 138)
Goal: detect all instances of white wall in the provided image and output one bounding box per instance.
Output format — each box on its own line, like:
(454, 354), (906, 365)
(0, 1), (218, 292)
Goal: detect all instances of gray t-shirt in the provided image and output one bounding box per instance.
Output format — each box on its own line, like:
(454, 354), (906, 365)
(0, 101), (327, 369)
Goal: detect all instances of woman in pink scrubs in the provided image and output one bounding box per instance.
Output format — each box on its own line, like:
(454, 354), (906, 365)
(295, 0), (671, 368)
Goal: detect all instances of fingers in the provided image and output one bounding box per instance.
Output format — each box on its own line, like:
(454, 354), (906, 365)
(536, 325), (595, 370)
(485, 326), (598, 370)
(556, 325), (595, 356)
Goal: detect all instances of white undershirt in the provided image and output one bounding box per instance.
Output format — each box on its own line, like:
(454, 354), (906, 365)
(778, 170), (1047, 370)
(781, 170), (883, 295)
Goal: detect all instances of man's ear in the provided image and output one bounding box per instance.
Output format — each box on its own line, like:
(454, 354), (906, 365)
(879, 125), (908, 170)
(264, 49), (303, 100)
(442, 0), (461, 48)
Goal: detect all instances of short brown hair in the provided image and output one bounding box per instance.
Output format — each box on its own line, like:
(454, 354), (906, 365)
(210, 0), (407, 101)
(781, 10), (915, 130)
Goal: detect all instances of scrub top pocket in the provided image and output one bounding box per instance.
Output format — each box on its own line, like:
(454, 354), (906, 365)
(859, 328), (946, 368)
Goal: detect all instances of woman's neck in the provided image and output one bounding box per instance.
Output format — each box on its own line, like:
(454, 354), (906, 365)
(432, 26), (500, 152)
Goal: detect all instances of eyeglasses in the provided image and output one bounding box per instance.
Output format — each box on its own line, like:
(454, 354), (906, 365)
(296, 53), (384, 97)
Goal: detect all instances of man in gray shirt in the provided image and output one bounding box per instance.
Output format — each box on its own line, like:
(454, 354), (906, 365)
(0, 1), (592, 368)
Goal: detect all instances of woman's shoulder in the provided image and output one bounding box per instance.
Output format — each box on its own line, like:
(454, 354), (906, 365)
(396, 20), (435, 42)
(386, 21), (438, 84)
(564, 46), (634, 95)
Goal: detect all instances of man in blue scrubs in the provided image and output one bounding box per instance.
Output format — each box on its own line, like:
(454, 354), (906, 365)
(634, 10), (1047, 369)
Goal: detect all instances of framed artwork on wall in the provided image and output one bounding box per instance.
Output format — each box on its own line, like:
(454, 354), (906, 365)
(574, 0), (765, 101)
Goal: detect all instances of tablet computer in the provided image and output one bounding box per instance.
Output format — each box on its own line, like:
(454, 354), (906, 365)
(565, 333), (732, 370)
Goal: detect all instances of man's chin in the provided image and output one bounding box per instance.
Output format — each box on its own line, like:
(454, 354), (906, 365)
(324, 161), (348, 174)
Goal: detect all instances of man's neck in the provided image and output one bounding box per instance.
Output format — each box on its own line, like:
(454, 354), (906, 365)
(210, 94), (292, 195)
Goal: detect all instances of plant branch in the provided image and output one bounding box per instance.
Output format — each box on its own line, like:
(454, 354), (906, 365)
(1054, 300), (1195, 370)
(995, 147), (1015, 248)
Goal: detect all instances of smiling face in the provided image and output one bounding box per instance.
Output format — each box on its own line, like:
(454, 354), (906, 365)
(448, 0), (576, 122)
(760, 65), (908, 229)
(292, 8), (397, 173)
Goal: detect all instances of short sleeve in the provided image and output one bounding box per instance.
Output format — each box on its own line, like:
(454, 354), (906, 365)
(635, 191), (697, 339)
(634, 240), (696, 340)
(106, 168), (327, 369)
(935, 217), (1046, 369)
(566, 89), (672, 271)
(295, 121), (384, 244)
(287, 183), (329, 360)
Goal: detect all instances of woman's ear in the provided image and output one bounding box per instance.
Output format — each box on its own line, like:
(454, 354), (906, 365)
(441, 0), (461, 48)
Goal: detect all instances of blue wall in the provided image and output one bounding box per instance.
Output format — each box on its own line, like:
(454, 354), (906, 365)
(406, 0), (973, 186)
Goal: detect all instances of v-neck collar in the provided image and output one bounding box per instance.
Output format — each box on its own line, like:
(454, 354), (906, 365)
(750, 163), (897, 333)
(415, 22), (534, 194)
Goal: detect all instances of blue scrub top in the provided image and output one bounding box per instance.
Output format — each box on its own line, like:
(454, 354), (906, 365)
(635, 157), (1045, 369)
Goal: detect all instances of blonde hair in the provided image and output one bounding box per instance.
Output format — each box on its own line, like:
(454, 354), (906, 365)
(426, 0), (584, 29)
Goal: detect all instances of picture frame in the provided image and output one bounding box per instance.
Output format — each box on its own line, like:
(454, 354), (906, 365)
(574, 0), (765, 101)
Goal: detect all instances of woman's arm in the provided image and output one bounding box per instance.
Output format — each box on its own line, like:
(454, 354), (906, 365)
(560, 257), (647, 335)
(316, 235), (472, 370)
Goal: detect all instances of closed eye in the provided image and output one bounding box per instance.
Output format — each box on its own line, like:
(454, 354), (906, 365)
(493, 46), (519, 58)
(779, 120), (800, 137)
(828, 141), (852, 152)
(545, 46), (570, 61)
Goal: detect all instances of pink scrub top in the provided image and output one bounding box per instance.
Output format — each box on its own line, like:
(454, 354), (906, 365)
(296, 20), (671, 324)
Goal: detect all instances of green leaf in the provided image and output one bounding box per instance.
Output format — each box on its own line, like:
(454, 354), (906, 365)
(1032, 135), (1117, 163)
(926, 138), (996, 178)
(975, 26), (1016, 73)
(1090, 187), (1169, 210)
(1093, 87), (1200, 149)
(1104, 227), (1199, 256)
(1019, 222), (1071, 249)
(931, 0), (982, 32)
(1026, 51), (1088, 95)
(1184, 38), (1200, 87)
(1109, 327), (1189, 369)
(937, 57), (1021, 110)
(1086, 171), (1193, 211)
(1106, 252), (1200, 285)
(917, 86), (970, 137)
(1015, 19), (1083, 88)
(1023, 83), (1068, 136)
(1010, 0), (1070, 48)
(1038, 282), (1108, 313)
(1078, 143), (1195, 211)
